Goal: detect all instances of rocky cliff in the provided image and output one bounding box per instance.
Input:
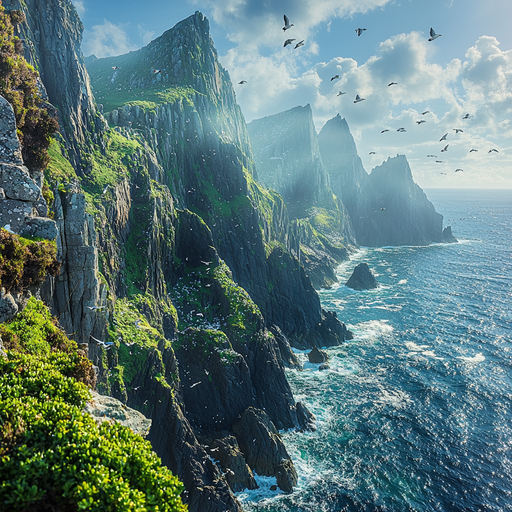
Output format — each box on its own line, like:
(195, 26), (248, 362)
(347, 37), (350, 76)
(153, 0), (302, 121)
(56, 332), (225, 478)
(318, 114), (452, 246)
(2, 4), (354, 511)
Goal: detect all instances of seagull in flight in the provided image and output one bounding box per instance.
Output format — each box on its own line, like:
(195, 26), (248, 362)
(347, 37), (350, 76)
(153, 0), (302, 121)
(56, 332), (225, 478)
(427, 155), (437, 158)
(87, 305), (106, 311)
(331, 75), (340, 81)
(455, 169), (464, 172)
(397, 127), (406, 132)
(469, 149), (478, 152)
(489, 148), (499, 153)
(462, 113), (472, 119)
(388, 82), (397, 86)
(421, 110), (431, 115)
(440, 172), (447, 175)
(355, 28), (367, 36)
(428, 28), (442, 41)
(284, 38), (296, 47)
(283, 15), (294, 31)
(416, 120), (426, 124)
(381, 129), (390, 133)
(453, 129), (463, 133)
(441, 144), (449, 152)
(90, 335), (114, 349)
(439, 133), (448, 142)
(369, 151), (376, 155)
(354, 94), (365, 103)
(337, 91), (346, 96)
(238, 80), (247, 84)
(294, 40), (304, 49)
(436, 161), (444, 163)
(112, 66), (120, 70)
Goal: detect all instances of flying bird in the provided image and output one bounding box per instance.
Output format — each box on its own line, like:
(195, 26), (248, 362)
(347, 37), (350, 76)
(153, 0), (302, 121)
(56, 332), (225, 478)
(355, 28), (367, 36)
(87, 306), (106, 311)
(369, 151), (376, 155)
(436, 160), (444, 163)
(421, 110), (431, 115)
(112, 66), (119, 70)
(284, 38), (296, 47)
(397, 127), (406, 132)
(90, 335), (114, 349)
(380, 207), (386, 211)
(469, 149), (478, 152)
(354, 94), (365, 103)
(441, 144), (449, 152)
(238, 80), (247, 84)
(440, 172), (447, 175)
(427, 155), (437, 158)
(428, 28), (442, 41)
(453, 129), (463, 133)
(416, 120), (426, 124)
(455, 169), (464, 172)
(388, 82), (397, 86)
(381, 129), (390, 133)
(462, 113), (472, 119)
(152, 69), (162, 74)
(439, 133), (448, 141)
(283, 14), (294, 31)
(489, 149), (499, 153)
(331, 75), (340, 81)
(337, 91), (346, 96)
(294, 40), (304, 49)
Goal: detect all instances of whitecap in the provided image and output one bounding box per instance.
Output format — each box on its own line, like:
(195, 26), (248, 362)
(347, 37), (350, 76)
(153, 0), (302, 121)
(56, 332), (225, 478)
(457, 353), (486, 363)
(405, 341), (430, 351)
(398, 279), (408, 285)
(422, 350), (436, 357)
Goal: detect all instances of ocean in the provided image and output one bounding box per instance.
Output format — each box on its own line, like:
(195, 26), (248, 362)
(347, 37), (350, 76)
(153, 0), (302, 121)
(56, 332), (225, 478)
(238, 188), (512, 512)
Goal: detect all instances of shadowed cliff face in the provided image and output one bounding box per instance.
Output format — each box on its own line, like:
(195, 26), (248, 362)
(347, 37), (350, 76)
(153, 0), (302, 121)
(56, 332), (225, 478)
(318, 114), (447, 247)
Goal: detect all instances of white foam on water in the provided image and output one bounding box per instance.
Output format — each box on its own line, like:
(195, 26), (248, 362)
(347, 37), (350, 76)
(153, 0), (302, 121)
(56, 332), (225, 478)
(422, 350), (437, 357)
(398, 279), (408, 285)
(351, 320), (394, 341)
(405, 341), (430, 351)
(236, 473), (283, 505)
(457, 352), (486, 363)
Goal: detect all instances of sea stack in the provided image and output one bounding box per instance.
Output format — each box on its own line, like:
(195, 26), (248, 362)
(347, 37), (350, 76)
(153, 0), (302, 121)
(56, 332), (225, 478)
(345, 263), (379, 290)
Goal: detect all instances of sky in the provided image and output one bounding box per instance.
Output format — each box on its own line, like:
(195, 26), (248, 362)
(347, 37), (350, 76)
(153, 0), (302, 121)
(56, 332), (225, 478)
(72, 0), (512, 189)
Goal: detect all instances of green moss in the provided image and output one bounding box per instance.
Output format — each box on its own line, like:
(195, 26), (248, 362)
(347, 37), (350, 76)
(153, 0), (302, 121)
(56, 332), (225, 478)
(45, 137), (78, 185)
(0, 229), (60, 293)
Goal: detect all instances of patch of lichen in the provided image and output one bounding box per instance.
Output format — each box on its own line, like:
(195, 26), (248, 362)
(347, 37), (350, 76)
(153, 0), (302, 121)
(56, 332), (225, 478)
(0, 229), (60, 294)
(0, 6), (58, 170)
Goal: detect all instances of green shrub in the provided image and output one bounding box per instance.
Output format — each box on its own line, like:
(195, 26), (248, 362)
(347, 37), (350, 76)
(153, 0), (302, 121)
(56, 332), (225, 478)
(0, 229), (60, 293)
(0, 353), (187, 511)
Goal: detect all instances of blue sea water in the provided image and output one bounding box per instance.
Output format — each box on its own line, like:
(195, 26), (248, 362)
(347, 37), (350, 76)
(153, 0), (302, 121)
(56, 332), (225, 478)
(239, 189), (512, 512)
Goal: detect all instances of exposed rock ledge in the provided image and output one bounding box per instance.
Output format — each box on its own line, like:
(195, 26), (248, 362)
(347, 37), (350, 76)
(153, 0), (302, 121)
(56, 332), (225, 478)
(85, 390), (152, 437)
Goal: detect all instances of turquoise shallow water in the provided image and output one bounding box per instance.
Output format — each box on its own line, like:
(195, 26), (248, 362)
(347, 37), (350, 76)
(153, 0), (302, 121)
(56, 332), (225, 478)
(239, 189), (512, 512)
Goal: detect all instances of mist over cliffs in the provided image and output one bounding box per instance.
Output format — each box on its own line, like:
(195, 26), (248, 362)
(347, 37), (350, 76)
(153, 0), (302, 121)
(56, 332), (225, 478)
(250, 109), (451, 248)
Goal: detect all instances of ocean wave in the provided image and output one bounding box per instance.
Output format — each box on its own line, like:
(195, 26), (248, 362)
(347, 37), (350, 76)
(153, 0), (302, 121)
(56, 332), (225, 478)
(457, 353), (486, 363)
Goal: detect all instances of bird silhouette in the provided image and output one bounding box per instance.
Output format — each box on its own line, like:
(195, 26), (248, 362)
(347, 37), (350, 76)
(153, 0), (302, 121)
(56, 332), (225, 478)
(388, 82), (397, 86)
(284, 38), (296, 47)
(381, 129), (390, 133)
(337, 91), (346, 96)
(238, 80), (247, 84)
(354, 94), (365, 103)
(294, 40), (304, 49)
(453, 129), (463, 133)
(441, 144), (449, 152)
(416, 120), (426, 124)
(428, 28), (442, 41)
(355, 28), (367, 36)
(331, 75), (340, 81)
(439, 133), (448, 142)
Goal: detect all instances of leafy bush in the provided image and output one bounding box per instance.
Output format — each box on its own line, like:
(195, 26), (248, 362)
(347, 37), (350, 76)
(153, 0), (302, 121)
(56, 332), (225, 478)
(0, 352), (188, 511)
(0, 5), (58, 170)
(0, 229), (60, 294)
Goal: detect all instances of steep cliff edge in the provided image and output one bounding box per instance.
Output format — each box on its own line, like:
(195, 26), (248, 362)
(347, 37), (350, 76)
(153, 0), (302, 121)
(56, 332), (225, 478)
(318, 114), (454, 246)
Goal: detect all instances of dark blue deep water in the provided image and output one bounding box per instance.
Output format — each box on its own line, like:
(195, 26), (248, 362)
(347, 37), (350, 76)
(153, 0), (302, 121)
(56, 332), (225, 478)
(239, 189), (512, 512)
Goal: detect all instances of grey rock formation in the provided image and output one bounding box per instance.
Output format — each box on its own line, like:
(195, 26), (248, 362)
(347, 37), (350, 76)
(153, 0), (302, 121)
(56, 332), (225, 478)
(346, 262), (379, 290)
(441, 225), (458, 243)
(85, 391), (152, 437)
(318, 114), (450, 247)
(0, 96), (57, 240)
(233, 407), (297, 493)
(308, 346), (329, 363)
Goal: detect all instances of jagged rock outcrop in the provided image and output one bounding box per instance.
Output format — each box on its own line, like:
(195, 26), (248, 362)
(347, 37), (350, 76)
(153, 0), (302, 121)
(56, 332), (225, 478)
(233, 407), (298, 493)
(4, 0), (104, 168)
(441, 225), (457, 243)
(308, 346), (328, 364)
(318, 114), (453, 247)
(345, 262), (379, 290)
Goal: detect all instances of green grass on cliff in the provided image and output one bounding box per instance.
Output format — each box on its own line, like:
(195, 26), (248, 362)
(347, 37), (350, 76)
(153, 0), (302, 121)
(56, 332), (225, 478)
(0, 299), (187, 511)
(45, 137), (78, 184)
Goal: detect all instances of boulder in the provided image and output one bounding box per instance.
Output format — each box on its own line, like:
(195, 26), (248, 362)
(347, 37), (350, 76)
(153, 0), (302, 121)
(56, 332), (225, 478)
(308, 346), (328, 364)
(441, 225), (458, 243)
(319, 363), (330, 371)
(345, 262), (378, 290)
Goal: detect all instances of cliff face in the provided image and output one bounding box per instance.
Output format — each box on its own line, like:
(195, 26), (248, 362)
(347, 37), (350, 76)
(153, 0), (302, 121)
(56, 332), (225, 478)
(5, 5), (355, 511)
(318, 114), (449, 247)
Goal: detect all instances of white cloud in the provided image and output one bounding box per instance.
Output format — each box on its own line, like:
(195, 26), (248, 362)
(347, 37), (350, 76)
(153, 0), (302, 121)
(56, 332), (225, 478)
(72, 0), (85, 16)
(82, 20), (137, 58)
(138, 25), (155, 46)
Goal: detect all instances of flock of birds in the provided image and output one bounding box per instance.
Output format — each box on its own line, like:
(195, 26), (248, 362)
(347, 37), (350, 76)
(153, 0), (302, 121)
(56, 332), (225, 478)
(236, 15), (501, 177)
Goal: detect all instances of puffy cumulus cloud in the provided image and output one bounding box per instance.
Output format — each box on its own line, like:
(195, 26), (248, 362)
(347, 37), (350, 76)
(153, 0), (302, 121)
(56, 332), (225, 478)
(190, 0), (392, 48)
(72, 0), (85, 16)
(82, 20), (137, 58)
